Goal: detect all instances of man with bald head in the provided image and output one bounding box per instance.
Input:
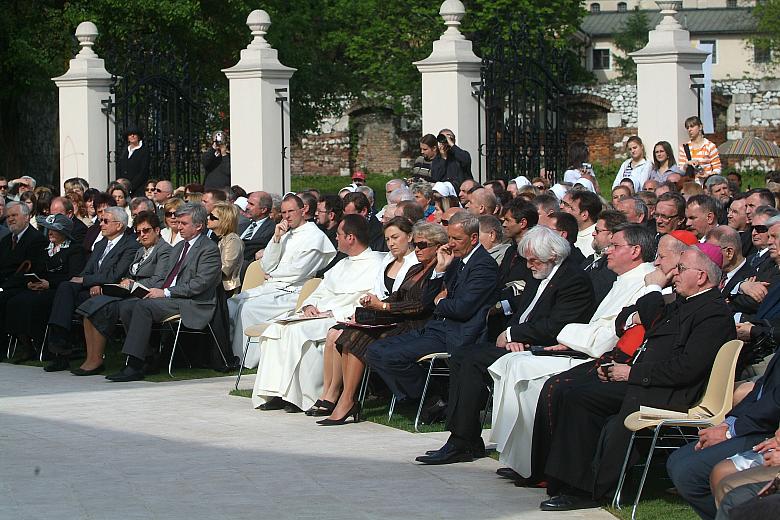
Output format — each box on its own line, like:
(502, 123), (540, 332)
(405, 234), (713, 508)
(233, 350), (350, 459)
(467, 188), (497, 216)
(49, 196), (88, 244)
(458, 179), (480, 207)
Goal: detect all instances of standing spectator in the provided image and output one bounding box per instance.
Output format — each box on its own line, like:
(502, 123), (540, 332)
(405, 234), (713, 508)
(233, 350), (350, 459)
(563, 141), (598, 192)
(202, 131), (231, 190)
(678, 115), (721, 182)
(430, 129), (472, 190)
(116, 127), (150, 195)
(351, 170), (367, 187)
(612, 136), (650, 193)
(648, 141), (683, 182)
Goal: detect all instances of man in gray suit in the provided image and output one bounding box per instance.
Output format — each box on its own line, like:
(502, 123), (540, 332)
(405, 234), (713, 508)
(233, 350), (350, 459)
(107, 203), (222, 382)
(45, 207), (141, 371)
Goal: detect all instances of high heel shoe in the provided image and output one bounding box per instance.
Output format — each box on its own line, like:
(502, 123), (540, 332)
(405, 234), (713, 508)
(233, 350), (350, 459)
(316, 403), (361, 426)
(305, 399), (335, 416)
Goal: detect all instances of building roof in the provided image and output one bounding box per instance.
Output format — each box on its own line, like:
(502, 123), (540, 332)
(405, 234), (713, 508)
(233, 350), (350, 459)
(582, 8), (757, 37)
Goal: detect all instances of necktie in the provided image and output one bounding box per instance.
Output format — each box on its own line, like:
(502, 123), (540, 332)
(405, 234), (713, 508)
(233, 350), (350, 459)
(98, 240), (113, 268)
(11, 234), (17, 250)
(162, 241), (190, 289)
(242, 221), (258, 240)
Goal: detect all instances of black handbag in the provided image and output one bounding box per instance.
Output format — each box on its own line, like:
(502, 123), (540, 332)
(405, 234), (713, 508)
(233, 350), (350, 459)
(354, 307), (397, 326)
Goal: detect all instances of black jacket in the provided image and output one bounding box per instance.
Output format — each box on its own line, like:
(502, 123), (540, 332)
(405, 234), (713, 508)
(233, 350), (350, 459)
(79, 233), (141, 287)
(429, 145), (472, 190)
(0, 226), (48, 289)
(202, 150), (231, 190)
(117, 144), (151, 195)
(241, 218), (275, 262)
(582, 254), (617, 307)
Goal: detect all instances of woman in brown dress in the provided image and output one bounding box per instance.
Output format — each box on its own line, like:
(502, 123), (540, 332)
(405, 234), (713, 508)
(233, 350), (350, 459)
(314, 220), (448, 425)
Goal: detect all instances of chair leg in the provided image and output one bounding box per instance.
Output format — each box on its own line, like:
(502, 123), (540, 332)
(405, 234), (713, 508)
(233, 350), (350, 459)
(482, 384), (494, 430)
(388, 394), (396, 421)
(168, 321), (183, 377)
(207, 324), (228, 366)
(6, 335), (13, 359)
(414, 359), (437, 432)
(235, 336), (252, 391)
(9, 337), (17, 359)
(40, 326), (48, 362)
(612, 431), (637, 509)
(358, 365), (371, 407)
(631, 427), (663, 520)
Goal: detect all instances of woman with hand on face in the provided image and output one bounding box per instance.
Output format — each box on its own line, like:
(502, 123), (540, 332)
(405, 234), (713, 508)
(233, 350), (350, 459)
(310, 220), (447, 425)
(207, 202), (244, 297)
(612, 135), (651, 193)
(5, 215), (86, 363)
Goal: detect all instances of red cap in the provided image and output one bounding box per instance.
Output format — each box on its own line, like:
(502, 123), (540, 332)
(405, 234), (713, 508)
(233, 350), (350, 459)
(352, 170), (366, 181)
(668, 230), (698, 246)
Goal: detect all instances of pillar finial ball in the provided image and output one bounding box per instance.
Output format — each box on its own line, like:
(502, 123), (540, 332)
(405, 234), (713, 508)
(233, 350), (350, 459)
(655, 1), (682, 30)
(246, 9), (272, 49)
(75, 21), (99, 57)
(439, 0), (466, 40)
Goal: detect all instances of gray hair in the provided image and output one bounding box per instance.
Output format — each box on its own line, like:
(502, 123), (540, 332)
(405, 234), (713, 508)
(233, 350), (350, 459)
(19, 175), (36, 189)
(175, 202), (207, 228)
(270, 193), (282, 210)
(626, 196), (649, 222)
(129, 196), (155, 213)
(357, 185), (374, 204)
(705, 175), (728, 189)
(659, 233), (689, 256)
(518, 225), (570, 263)
(478, 215), (504, 242)
(6, 200), (30, 217)
(386, 178), (406, 192)
(706, 225), (742, 253)
(685, 246), (722, 287)
(613, 223), (657, 262)
(448, 211), (480, 236)
(103, 206), (128, 229)
(753, 205), (780, 220)
(412, 221), (448, 246)
(411, 181), (434, 201)
(767, 214), (780, 227)
(388, 187), (413, 204)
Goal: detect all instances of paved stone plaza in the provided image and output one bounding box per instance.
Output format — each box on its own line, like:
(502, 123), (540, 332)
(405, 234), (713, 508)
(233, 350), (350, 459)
(0, 364), (613, 519)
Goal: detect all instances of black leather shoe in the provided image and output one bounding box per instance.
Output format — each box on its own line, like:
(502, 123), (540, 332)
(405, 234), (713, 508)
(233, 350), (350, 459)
(496, 467), (522, 480)
(284, 403), (303, 413)
(415, 442), (474, 465)
(258, 397), (285, 411)
(71, 365), (105, 376)
(105, 366), (145, 382)
(539, 494), (600, 511)
(44, 357), (70, 372)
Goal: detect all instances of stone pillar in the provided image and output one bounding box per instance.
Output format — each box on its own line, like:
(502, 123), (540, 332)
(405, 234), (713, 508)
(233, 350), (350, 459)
(631, 1), (708, 155)
(414, 0), (483, 181)
(52, 21), (115, 191)
(223, 10), (296, 194)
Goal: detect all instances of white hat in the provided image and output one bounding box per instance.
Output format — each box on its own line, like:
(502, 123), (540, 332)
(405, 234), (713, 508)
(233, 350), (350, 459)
(549, 183), (569, 200)
(338, 185), (357, 194)
(573, 177), (595, 192)
(512, 176), (532, 188)
(234, 196), (248, 211)
(432, 181), (457, 198)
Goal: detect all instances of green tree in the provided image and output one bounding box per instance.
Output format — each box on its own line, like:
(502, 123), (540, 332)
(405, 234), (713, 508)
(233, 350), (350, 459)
(612, 7), (649, 81)
(751, 0), (780, 69)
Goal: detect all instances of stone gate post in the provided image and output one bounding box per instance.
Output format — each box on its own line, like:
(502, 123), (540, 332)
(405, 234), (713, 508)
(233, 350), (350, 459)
(223, 10), (296, 194)
(414, 0), (484, 182)
(52, 21), (115, 191)
(631, 1), (708, 155)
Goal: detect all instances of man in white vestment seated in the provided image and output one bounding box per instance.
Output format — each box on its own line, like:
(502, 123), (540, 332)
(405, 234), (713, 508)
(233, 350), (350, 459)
(228, 194), (336, 367)
(251, 214), (384, 412)
(488, 229), (694, 481)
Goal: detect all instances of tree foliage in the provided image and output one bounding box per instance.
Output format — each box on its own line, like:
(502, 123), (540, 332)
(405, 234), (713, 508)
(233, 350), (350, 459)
(751, 0), (780, 70)
(612, 7), (649, 81)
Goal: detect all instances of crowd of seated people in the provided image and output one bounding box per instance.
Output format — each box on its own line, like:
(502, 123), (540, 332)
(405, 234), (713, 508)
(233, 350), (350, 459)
(4, 121), (780, 517)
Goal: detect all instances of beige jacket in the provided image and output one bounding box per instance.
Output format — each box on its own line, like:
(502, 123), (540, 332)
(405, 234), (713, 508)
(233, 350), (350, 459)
(218, 232), (244, 291)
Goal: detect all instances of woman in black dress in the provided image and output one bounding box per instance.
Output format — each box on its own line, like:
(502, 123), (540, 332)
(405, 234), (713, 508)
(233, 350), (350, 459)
(6, 214), (85, 362)
(314, 220), (448, 425)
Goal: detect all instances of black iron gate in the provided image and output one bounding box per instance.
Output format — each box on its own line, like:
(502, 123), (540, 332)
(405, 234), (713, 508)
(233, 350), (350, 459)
(102, 45), (209, 188)
(475, 26), (570, 183)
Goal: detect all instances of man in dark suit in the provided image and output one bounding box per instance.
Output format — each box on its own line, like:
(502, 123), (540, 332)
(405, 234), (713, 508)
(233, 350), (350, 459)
(548, 211), (586, 266)
(365, 211), (498, 403)
(82, 192), (118, 258)
(106, 203), (221, 382)
(343, 191), (387, 252)
(239, 191), (274, 277)
(44, 206), (140, 372)
(727, 195), (755, 258)
(0, 201), (48, 356)
(583, 210), (626, 305)
(415, 226), (595, 465)
(49, 196), (87, 245)
(705, 225), (756, 305)
(731, 207), (780, 314)
(538, 247), (736, 511)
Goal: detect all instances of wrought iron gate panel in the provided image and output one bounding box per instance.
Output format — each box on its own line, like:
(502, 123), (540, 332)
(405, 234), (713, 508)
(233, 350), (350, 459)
(103, 43), (209, 187)
(478, 25), (570, 183)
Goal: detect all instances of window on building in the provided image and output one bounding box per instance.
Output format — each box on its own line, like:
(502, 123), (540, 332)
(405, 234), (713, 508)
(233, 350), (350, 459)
(592, 49), (610, 70)
(755, 43), (771, 64)
(700, 39), (717, 64)
(617, 2), (627, 12)
(726, 0), (737, 7)
(590, 3), (600, 13)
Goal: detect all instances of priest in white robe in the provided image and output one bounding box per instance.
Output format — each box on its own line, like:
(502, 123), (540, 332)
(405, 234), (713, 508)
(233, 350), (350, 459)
(251, 214), (384, 412)
(488, 225), (672, 477)
(228, 194), (335, 367)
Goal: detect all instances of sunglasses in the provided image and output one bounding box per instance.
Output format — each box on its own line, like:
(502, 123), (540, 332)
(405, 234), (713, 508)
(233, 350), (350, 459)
(145, 187), (155, 192)
(753, 225), (769, 234)
(207, 213), (219, 221)
(165, 211), (177, 218)
(99, 218), (117, 225)
(0, 184), (8, 190)
(413, 241), (432, 250)
(441, 219), (449, 226)
(154, 188), (168, 193)
(136, 227), (154, 235)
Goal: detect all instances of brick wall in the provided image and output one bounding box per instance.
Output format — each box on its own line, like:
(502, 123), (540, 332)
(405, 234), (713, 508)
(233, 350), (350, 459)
(290, 131), (351, 177)
(568, 127), (638, 165)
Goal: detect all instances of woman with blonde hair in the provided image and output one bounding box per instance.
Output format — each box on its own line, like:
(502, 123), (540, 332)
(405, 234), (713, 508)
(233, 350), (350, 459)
(160, 198), (184, 246)
(207, 202), (244, 296)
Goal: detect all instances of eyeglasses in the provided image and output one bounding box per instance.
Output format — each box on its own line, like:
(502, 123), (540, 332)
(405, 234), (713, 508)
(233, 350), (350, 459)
(0, 184), (8, 190)
(154, 188), (169, 193)
(413, 241), (432, 250)
(753, 225), (769, 234)
(165, 211), (177, 218)
(99, 218), (118, 225)
(207, 213), (219, 221)
(441, 219), (449, 226)
(604, 243), (635, 251)
(676, 263), (704, 274)
(145, 187), (155, 192)
(655, 213), (679, 221)
(560, 199), (574, 210)
(136, 227), (154, 235)
(593, 227), (610, 234)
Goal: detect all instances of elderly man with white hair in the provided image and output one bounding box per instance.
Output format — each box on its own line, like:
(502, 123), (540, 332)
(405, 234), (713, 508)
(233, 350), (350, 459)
(416, 225), (596, 465)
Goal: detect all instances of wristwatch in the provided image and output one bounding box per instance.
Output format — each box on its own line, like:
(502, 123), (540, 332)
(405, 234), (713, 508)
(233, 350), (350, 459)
(725, 428), (732, 440)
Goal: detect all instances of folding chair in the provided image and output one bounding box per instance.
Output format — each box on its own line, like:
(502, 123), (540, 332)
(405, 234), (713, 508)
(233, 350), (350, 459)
(612, 339), (744, 520)
(161, 314), (228, 377)
(234, 277), (322, 390)
(242, 261), (266, 293)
